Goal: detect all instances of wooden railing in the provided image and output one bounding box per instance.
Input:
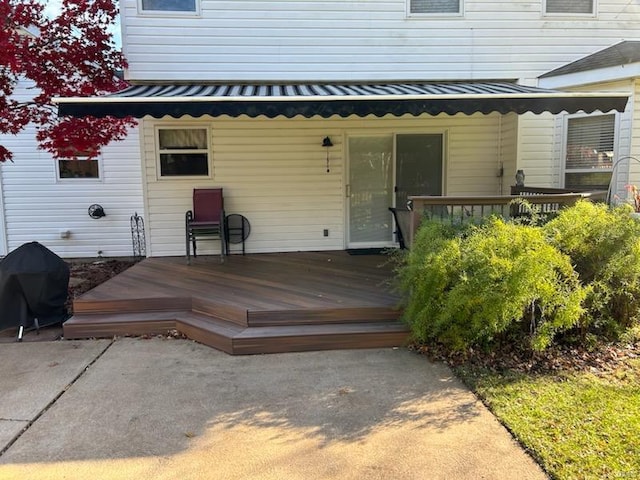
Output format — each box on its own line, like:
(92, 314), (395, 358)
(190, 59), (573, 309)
(405, 189), (607, 247)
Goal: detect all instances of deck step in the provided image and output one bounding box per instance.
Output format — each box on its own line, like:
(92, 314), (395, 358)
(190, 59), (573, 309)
(73, 297), (192, 315)
(63, 311), (184, 339)
(247, 307), (400, 327)
(191, 297), (248, 327)
(232, 321), (409, 355)
(176, 312), (244, 354)
(64, 309), (409, 355)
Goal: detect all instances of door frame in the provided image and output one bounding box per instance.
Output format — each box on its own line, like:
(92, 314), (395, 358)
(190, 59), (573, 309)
(344, 129), (448, 248)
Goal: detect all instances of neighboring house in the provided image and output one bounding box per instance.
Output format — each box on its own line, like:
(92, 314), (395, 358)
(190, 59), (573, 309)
(56, 0), (640, 257)
(0, 79), (144, 258)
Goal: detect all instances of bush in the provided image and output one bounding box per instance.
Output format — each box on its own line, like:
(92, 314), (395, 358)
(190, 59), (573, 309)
(544, 201), (640, 336)
(397, 217), (586, 351)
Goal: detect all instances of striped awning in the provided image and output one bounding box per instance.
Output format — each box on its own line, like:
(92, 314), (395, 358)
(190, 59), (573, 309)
(55, 81), (629, 119)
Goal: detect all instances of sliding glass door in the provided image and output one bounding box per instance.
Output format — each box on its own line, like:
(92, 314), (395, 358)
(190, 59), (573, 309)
(347, 133), (443, 248)
(348, 136), (394, 247)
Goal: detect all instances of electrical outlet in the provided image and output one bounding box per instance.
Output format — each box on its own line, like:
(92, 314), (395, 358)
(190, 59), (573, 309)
(323, 229), (329, 237)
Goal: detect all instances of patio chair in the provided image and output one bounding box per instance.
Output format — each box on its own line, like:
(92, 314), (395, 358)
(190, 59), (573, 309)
(185, 188), (226, 264)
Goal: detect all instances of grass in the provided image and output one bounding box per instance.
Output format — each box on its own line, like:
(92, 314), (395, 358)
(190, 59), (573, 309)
(457, 359), (640, 480)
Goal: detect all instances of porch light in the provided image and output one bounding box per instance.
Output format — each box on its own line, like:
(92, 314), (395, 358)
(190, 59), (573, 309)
(322, 136), (333, 173)
(515, 169), (526, 187)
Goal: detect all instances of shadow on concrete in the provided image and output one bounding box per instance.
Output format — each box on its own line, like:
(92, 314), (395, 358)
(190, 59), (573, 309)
(0, 338), (482, 464)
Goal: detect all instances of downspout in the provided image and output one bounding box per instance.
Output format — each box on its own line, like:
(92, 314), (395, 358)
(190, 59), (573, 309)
(0, 163), (8, 256)
(497, 114), (504, 195)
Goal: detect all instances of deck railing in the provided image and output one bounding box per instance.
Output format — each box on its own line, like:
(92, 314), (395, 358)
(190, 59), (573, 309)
(405, 188), (607, 247)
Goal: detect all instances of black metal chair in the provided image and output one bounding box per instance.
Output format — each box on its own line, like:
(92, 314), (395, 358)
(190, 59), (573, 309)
(185, 188), (226, 264)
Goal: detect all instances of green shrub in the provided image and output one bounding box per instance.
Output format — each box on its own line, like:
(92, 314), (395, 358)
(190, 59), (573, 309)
(397, 217), (586, 351)
(544, 201), (640, 336)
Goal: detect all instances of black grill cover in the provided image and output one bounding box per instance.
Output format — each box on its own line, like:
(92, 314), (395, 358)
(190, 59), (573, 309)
(0, 242), (70, 330)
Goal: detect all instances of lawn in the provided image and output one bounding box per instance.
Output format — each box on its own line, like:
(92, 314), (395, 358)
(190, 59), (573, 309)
(457, 358), (640, 480)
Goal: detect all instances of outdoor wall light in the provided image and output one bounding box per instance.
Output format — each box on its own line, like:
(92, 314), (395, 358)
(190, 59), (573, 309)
(515, 169), (526, 187)
(322, 136), (333, 173)
(88, 204), (106, 219)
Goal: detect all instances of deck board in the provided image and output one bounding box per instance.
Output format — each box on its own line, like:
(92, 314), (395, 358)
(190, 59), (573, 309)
(66, 251), (408, 354)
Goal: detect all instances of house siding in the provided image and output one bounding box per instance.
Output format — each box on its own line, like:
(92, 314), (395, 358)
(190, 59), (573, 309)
(0, 166), (6, 256)
(518, 112), (558, 187)
(0, 82), (144, 258)
(499, 113), (519, 195)
(121, 0), (640, 83)
(631, 79), (640, 188)
(143, 113), (505, 256)
(517, 80), (634, 193)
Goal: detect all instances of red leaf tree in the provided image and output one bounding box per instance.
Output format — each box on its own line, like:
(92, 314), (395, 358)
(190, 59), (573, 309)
(0, 0), (136, 163)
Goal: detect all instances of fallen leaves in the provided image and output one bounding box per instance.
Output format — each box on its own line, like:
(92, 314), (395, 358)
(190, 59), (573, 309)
(410, 338), (640, 375)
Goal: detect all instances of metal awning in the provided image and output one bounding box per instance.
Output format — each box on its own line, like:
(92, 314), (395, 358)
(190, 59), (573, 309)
(54, 81), (629, 119)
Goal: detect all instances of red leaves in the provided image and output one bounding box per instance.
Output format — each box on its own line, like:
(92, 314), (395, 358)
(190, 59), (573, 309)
(37, 115), (137, 160)
(0, 0), (135, 162)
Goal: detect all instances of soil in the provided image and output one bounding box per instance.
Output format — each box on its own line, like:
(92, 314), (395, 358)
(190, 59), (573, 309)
(65, 259), (139, 315)
(0, 258), (139, 343)
(411, 337), (640, 376)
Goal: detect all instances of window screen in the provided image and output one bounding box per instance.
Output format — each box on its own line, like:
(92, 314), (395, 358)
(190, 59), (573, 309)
(158, 128), (209, 177)
(410, 0), (460, 14)
(546, 0), (594, 14)
(58, 158), (100, 179)
(141, 0), (197, 12)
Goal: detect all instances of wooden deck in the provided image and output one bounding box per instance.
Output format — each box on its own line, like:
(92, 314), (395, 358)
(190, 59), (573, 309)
(64, 251), (409, 354)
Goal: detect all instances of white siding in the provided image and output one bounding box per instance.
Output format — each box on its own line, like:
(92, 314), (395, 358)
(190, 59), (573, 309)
(0, 83), (144, 258)
(143, 112), (508, 256)
(499, 113), (518, 195)
(523, 80), (635, 193)
(121, 0), (640, 82)
(0, 166), (6, 256)
(630, 80), (640, 189)
(518, 112), (558, 186)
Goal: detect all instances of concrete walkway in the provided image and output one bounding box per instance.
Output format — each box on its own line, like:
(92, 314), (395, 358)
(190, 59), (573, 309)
(0, 338), (547, 480)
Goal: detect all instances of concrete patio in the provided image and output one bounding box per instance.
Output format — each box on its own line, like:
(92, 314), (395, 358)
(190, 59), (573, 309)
(0, 338), (547, 479)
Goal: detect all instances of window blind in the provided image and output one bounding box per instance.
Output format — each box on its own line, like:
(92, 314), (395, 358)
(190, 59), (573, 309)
(159, 129), (207, 150)
(566, 115), (614, 170)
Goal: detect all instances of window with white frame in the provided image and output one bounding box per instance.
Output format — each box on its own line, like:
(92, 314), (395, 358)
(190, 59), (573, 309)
(140, 0), (197, 13)
(409, 0), (461, 15)
(564, 114), (615, 190)
(158, 127), (209, 177)
(57, 152), (101, 180)
(545, 0), (594, 15)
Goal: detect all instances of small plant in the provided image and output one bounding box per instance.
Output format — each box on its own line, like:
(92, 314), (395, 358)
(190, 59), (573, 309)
(544, 200), (640, 336)
(397, 217), (586, 352)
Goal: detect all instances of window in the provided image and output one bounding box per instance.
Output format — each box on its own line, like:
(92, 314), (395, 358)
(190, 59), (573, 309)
(564, 114), (615, 190)
(140, 0), (197, 13)
(409, 0), (461, 15)
(545, 0), (594, 15)
(57, 152), (100, 180)
(158, 127), (209, 177)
